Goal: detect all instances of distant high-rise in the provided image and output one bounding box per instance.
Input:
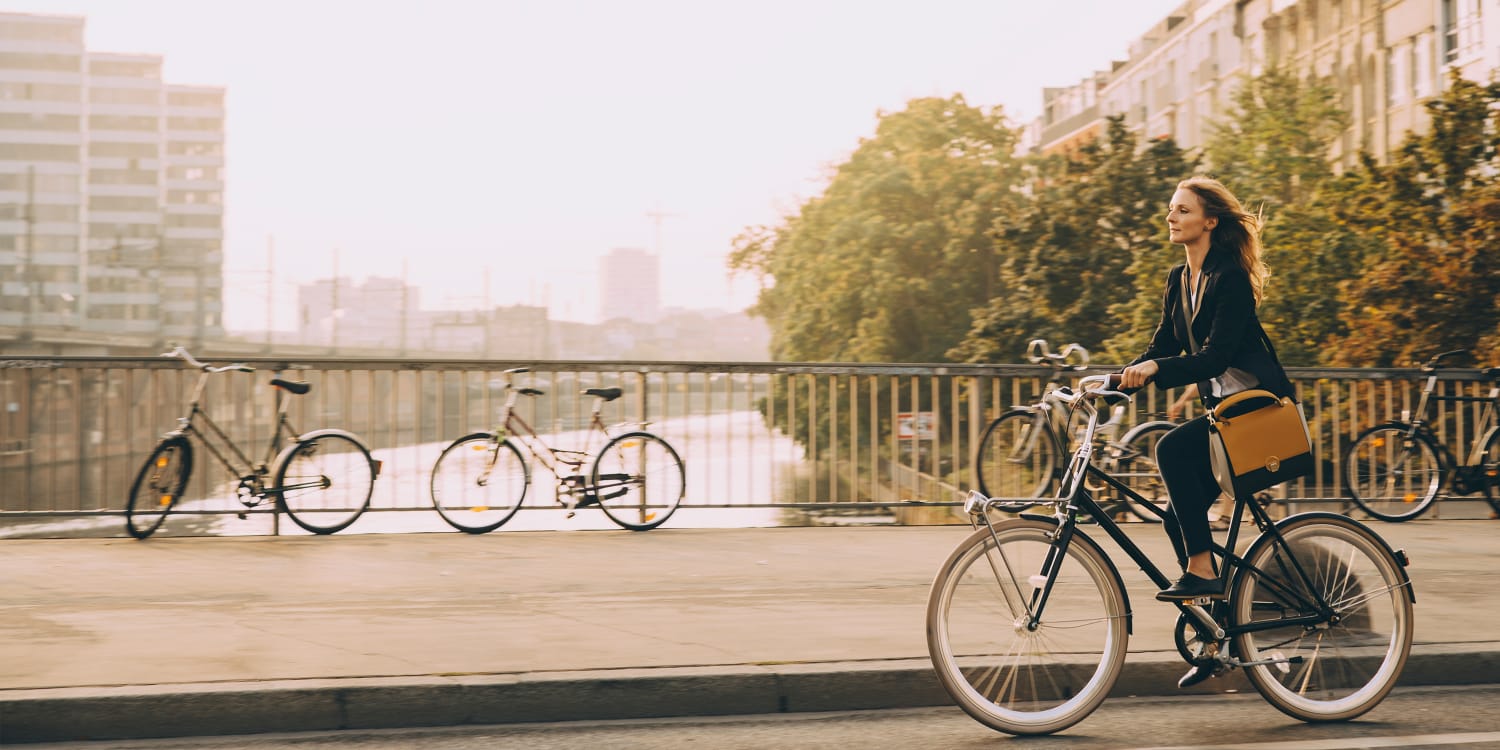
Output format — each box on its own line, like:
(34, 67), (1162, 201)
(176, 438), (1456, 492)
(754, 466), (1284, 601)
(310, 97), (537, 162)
(0, 11), (225, 342)
(598, 247), (660, 323)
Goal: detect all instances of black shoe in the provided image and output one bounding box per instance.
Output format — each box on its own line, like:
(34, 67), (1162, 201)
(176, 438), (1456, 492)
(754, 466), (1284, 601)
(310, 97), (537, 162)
(1178, 663), (1217, 688)
(1155, 572), (1224, 601)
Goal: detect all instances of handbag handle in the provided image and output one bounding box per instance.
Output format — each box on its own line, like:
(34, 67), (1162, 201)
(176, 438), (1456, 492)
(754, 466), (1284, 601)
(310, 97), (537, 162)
(1207, 388), (1285, 426)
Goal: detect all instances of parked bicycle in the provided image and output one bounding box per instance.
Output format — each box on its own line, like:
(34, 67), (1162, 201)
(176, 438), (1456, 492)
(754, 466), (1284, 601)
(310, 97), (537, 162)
(429, 367), (685, 532)
(126, 347), (381, 539)
(928, 374), (1414, 736)
(974, 339), (1173, 522)
(1344, 349), (1500, 521)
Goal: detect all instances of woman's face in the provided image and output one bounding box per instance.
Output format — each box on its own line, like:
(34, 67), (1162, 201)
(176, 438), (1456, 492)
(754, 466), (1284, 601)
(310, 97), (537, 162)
(1166, 188), (1216, 246)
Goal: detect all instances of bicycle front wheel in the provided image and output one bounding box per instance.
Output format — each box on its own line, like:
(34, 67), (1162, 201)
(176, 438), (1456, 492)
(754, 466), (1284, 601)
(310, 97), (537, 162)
(1231, 513), (1413, 723)
(590, 431), (684, 531)
(1115, 421), (1172, 523)
(975, 410), (1058, 503)
(430, 433), (530, 533)
(926, 519), (1128, 736)
(126, 436), (193, 540)
(275, 432), (375, 535)
(1344, 424), (1441, 521)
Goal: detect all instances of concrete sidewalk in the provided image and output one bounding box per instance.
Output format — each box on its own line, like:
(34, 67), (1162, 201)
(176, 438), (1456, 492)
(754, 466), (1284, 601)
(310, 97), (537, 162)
(2, 519), (1497, 743)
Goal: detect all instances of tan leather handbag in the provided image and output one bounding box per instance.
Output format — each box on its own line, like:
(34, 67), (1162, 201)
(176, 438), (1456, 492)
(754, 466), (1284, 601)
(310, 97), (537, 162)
(1206, 389), (1313, 499)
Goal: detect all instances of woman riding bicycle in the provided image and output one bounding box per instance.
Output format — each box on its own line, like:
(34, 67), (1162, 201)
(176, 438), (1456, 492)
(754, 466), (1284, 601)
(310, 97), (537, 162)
(1116, 177), (1296, 684)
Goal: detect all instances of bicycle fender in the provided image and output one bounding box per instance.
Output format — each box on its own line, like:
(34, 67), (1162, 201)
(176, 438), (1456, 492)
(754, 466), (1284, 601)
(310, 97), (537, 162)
(270, 428), (378, 479)
(1118, 419), (1176, 445)
(1238, 511), (1416, 604)
(1012, 515), (1136, 635)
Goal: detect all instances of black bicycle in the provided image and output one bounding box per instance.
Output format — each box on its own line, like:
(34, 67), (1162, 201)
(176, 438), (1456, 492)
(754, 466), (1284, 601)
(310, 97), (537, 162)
(928, 374), (1414, 736)
(1344, 349), (1500, 521)
(126, 348), (381, 539)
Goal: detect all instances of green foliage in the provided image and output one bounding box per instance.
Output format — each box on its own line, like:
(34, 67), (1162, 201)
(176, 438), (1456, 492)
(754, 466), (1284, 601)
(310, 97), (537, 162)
(731, 69), (1500, 460)
(1333, 72), (1500, 366)
(728, 95), (1026, 363)
(954, 118), (1196, 364)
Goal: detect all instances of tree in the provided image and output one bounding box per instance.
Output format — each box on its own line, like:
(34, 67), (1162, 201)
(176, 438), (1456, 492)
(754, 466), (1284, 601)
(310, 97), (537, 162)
(1180, 67), (1352, 365)
(1333, 73), (1500, 366)
(952, 117), (1196, 365)
(729, 95), (1027, 363)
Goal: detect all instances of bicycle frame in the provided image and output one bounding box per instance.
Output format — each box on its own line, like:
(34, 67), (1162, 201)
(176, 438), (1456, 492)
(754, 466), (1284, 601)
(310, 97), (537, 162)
(494, 406), (610, 479)
(1402, 370), (1500, 479)
(168, 367), (302, 495)
(972, 388), (1355, 646)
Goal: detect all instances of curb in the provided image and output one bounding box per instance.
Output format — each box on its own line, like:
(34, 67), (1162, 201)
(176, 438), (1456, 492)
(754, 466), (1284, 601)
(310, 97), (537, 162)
(4, 645), (1498, 744)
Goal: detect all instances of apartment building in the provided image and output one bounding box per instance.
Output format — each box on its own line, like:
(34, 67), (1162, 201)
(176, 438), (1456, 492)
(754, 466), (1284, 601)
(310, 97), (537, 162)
(0, 11), (224, 343)
(1027, 0), (1491, 167)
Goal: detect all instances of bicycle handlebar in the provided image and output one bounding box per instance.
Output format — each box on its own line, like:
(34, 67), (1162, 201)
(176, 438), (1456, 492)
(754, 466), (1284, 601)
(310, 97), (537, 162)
(1025, 339), (1090, 370)
(161, 346), (253, 374)
(1051, 374), (1130, 408)
(1420, 349), (1468, 372)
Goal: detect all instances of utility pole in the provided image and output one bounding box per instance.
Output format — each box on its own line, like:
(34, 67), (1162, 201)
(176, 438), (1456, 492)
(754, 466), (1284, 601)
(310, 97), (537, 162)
(23, 166), (36, 329)
(645, 205), (678, 257)
(265, 235), (275, 352)
(399, 259), (409, 356)
(483, 265), (492, 359)
(330, 247), (340, 353)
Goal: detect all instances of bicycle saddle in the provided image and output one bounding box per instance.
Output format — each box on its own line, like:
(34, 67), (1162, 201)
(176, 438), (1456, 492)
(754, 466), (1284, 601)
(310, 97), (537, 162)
(270, 378), (311, 395)
(517, 387), (545, 397)
(1485, 367), (1500, 379)
(583, 387), (623, 402)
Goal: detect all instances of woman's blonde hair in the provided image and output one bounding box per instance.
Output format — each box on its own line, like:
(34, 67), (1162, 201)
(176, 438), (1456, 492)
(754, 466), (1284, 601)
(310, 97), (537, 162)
(1178, 177), (1269, 306)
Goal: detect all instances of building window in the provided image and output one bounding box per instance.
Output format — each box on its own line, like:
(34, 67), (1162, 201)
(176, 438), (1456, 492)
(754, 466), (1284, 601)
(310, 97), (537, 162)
(167, 91), (222, 108)
(166, 116), (223, 131)
(1413, 32), (1434, 98)
(1442, 0), (1482, 63)
(88, 59), (160, 78)
(89, 87), (160, 105)
(166, 141), (223, 156)
(89, 141), (158, 158)
(1388, 42), (1410, 106)
(88, 114), (159, 131)
(0, 52), (81, 72)
(0, 143), (79, 161)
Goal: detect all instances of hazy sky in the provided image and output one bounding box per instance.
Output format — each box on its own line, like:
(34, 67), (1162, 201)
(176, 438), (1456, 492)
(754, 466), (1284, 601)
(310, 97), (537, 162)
(10, 0), (1184, 330)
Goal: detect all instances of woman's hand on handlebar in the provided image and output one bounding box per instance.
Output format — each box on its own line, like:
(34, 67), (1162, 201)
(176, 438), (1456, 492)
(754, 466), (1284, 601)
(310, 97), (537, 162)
(1119, 360), (1158, 389)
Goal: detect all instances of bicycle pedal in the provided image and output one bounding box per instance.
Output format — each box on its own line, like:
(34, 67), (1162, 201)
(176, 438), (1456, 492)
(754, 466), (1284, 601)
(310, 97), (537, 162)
(1187, 595), (1216, 606)
(565, 511), (576, 519)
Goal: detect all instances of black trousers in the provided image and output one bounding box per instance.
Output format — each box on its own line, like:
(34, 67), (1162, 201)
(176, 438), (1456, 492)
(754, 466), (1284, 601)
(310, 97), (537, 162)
(1153, 414), (1222, 568)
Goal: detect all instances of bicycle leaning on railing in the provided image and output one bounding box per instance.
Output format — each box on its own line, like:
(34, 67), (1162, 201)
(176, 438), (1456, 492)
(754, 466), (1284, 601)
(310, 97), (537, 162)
(428, 367), (686, 532)
(125, 347), (382, 539)
(1344, 349), (1500, 522)
(974, 339), (1174, 522)
(927, 374), (1414, 736)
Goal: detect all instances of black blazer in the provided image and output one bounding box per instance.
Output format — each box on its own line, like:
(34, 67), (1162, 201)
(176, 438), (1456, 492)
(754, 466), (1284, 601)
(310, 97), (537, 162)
(1128, 247), (1294, 405)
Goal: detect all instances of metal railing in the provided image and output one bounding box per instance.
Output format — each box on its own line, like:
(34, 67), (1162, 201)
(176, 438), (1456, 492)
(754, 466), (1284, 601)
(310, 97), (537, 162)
(1, 355), (1495, 536)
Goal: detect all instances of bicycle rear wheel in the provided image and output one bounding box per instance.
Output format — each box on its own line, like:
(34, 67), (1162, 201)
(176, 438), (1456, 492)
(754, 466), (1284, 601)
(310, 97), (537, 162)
(1344, 424), (1441, 521)
(590, 431), (684, 531)
(926, 519), (1128, 736)
(1231, 513), (1413, 723)
(1481, 429), (1500, 517)
(125, 437), (193, 540)
(430, 433), (530, 533)
(975, 410), (1058, 503)
(275, 432), (375, 535)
